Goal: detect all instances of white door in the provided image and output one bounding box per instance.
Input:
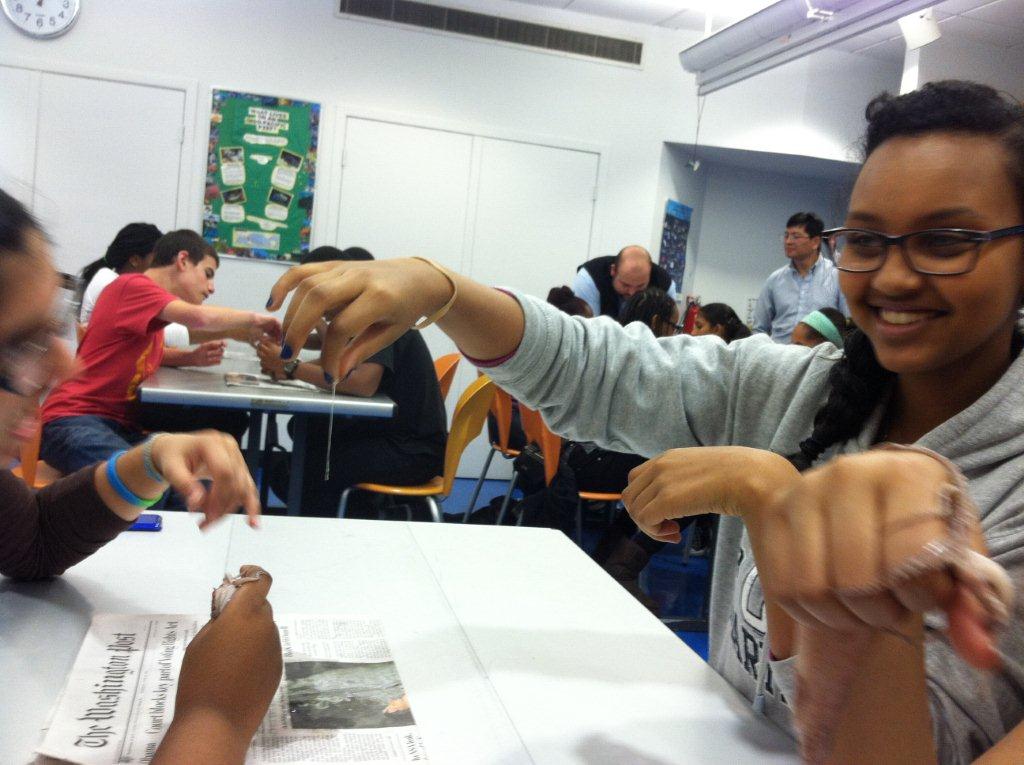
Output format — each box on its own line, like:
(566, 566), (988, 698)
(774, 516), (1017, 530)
(0, 65), (40, 208)
(469, 138), (598, 298)
(336, 118), (474, 272)
(32, 73), (186, 275)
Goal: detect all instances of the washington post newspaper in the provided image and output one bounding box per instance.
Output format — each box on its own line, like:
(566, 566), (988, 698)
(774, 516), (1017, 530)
(37, 614), (429, 764)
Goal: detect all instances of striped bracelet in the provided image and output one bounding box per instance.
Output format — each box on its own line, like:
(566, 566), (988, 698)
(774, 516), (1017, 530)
(106, 451), (164, 508)
(142, 433), (169, 483)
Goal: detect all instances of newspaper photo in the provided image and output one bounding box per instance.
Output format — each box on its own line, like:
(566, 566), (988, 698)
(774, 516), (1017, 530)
(37, 615), (428, 764)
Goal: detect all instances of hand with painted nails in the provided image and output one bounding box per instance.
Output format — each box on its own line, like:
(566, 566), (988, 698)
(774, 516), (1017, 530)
(266, 258), (526, 382)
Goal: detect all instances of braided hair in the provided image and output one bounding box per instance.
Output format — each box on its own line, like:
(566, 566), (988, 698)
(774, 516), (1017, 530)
(621, 287), (677, 337)
(789, 81), (1024, 471)
(698, 303), (751, 343)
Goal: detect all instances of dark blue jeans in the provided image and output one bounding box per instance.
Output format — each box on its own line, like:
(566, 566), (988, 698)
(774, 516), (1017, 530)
(41, 415), (147, 475)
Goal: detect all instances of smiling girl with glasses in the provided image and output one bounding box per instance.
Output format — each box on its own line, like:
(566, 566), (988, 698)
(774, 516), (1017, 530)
(270, 80), (1024, 762)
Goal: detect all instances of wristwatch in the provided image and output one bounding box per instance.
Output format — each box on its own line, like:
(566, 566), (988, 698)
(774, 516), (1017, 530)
(283, 358), (301, 380)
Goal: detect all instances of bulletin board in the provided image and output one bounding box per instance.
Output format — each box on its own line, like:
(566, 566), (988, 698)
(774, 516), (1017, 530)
(658, 199), (692, 293)
(202, 90), (320, 261)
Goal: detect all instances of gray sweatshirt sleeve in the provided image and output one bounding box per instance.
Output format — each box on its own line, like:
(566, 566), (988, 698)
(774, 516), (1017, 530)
(484, 292), (840, 457)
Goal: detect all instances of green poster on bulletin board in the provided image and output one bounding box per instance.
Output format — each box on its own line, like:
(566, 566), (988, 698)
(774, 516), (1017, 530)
(203, 89), (320, 261)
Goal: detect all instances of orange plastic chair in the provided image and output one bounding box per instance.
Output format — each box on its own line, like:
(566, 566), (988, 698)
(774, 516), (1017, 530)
(11, 407), (62, 488)
(464, 381), (522, 520)
(433, 353), (461, 402)
(516, 406), (621, 544)
(338, 376), (494, 522)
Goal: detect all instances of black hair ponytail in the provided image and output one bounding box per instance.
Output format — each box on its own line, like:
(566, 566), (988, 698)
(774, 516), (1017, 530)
(788, 328), (894, 471)
(698, 302), (750, 343)
(79, 222), (162, 299)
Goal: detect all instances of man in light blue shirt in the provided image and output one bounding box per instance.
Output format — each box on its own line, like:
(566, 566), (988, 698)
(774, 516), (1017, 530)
(752, 211), (847, 343)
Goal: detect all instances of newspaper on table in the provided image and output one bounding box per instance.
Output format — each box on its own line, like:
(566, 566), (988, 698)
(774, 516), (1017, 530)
(37, 615), (428, 764)
(224, 372), (320, 391)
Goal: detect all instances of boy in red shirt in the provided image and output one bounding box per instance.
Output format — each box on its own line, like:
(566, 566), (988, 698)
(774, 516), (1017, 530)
(41, 230), (279, 474)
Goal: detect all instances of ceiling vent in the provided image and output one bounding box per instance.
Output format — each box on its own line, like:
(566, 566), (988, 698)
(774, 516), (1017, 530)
(338, 0), (643, 65)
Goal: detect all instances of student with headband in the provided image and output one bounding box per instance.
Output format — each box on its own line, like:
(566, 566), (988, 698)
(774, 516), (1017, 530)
(791, 307), (848, 349)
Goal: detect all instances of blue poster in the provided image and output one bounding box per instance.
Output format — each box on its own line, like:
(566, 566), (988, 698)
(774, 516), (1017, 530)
(659, 199), (692, 293)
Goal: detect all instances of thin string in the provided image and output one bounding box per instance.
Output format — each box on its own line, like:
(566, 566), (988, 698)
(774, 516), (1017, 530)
(324, 379), (338, 481)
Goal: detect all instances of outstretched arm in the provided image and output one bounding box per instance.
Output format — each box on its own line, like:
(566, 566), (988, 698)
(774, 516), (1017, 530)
(161, 300), (280, 343)
(268, 259), (523, 382)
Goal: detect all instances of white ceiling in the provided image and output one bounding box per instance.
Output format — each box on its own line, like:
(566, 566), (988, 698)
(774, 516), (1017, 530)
(508, 0), (1024, 60)
(509, 0), (776, 32)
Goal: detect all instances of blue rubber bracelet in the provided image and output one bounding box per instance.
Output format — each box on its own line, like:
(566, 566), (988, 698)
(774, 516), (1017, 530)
(106, 451), (162, 508)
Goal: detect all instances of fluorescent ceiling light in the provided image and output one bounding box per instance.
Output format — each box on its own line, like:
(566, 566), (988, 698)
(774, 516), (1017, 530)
(680, 0), (933, 96)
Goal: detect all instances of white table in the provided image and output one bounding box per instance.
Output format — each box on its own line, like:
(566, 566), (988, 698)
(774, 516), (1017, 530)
(0, 514), (797, 764)
(139, 356), (394, 514)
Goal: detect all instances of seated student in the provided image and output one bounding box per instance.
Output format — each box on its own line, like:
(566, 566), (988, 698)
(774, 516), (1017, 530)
(0, 187), (279, 763)
(268, 81), (1024, 761)
(547, 285), (593, 318)
(691, 302), (752, 342)
(40, 229), (280, 475)
(256, 248), (447, 518)
(790, 306), (848, 349)
(79, 223), (226, 368)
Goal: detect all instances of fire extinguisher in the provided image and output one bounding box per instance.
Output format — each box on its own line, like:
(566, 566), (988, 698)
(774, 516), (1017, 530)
(681, 297), (701, 334)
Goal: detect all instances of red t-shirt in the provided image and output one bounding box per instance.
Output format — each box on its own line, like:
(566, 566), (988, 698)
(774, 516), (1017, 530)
(42, 274), (177, 427)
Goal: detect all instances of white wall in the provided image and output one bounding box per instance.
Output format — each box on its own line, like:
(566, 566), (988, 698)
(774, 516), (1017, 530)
(919, 36), (1024, 100)
(690, 162), (850, 321)
(696, 49), (901, 162)
(0, 0), (903, 302)
(0, 0), (904, 484)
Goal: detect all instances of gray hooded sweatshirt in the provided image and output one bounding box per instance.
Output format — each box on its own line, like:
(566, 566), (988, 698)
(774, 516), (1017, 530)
(482, 292), (1024, 764)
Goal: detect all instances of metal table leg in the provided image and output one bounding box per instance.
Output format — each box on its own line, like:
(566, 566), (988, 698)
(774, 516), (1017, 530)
(286, 413), (308, 517)
(244, 410), (264, 477)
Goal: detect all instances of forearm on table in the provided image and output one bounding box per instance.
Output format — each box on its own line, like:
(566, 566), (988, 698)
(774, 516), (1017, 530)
(189, 326), (252, 343)
(435, 274), (525, 361)
(161, 347), (194, 367)
(153, 710), (251, 765)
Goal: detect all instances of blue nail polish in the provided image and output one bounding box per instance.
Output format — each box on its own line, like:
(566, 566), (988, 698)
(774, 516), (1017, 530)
(265, 297), (273, 309)
(324, 370), (334, 385)
(280, 344), (294, 359)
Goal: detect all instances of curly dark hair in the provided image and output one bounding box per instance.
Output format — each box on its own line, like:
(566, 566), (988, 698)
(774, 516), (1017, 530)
(790, 81), (1024, 471)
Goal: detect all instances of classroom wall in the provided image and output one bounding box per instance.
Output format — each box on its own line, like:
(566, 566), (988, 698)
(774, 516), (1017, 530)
(653, 143), (707, 297)
(0, 0), (902, 310)
(689, 163), (851, 322)
(0, 0), (900, 481)
(918, 35), (1024, 100)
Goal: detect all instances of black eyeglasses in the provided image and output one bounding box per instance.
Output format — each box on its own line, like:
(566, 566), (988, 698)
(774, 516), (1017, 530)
(822, 225), (1024, 275)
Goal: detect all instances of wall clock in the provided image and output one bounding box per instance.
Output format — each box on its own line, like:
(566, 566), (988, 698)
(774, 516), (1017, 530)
(1, 0), (80, 39)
